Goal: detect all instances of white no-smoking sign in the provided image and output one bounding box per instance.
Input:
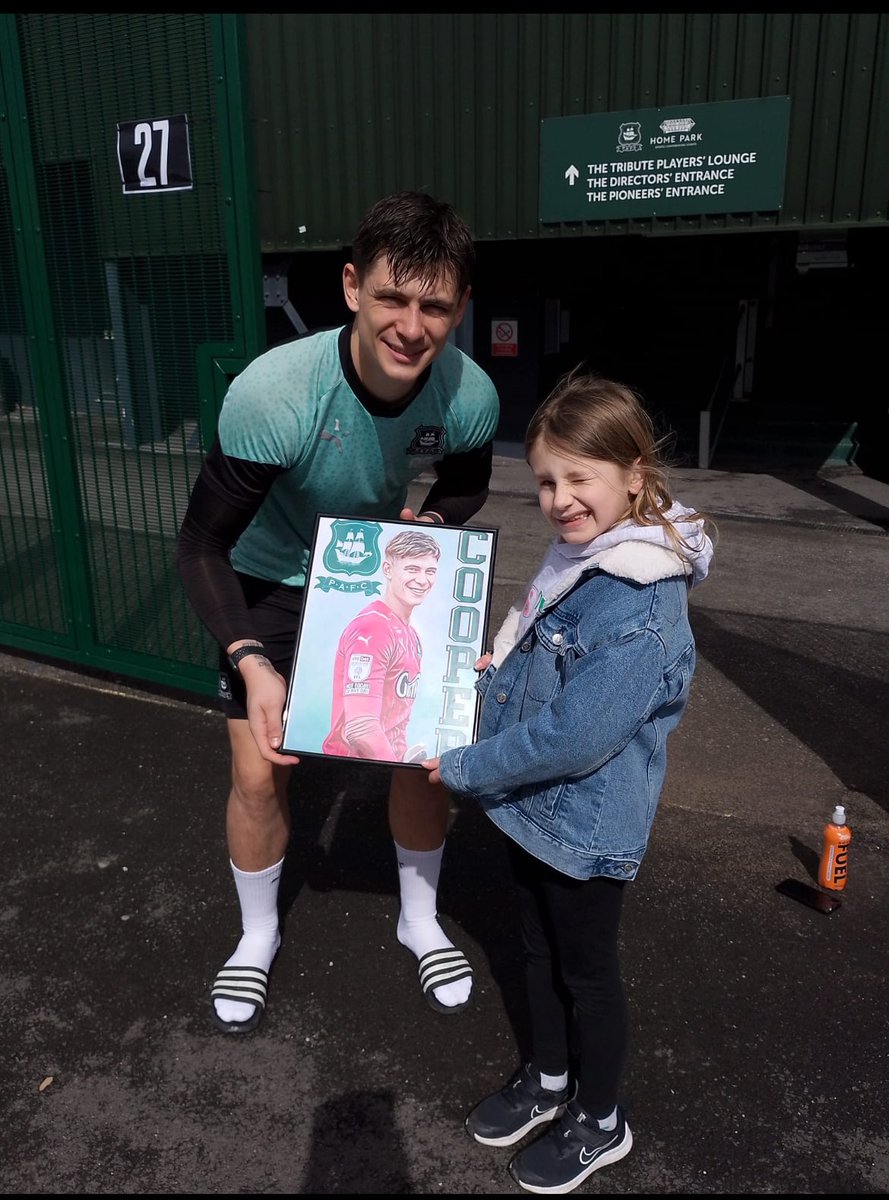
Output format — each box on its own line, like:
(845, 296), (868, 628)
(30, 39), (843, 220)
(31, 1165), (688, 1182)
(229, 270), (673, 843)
(491, 319), (518, 357)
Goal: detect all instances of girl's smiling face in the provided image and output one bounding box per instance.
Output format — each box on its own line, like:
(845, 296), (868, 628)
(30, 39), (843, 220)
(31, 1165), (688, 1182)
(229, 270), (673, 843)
(528, 439), (643, 543)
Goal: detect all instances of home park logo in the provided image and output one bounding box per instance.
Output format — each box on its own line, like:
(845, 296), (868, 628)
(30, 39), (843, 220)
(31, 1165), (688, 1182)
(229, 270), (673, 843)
(318, 520), (383, 595)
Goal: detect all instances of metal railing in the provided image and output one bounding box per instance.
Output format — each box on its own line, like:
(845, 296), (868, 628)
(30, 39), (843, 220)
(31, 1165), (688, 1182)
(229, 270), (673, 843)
(698, 298), (758, 469)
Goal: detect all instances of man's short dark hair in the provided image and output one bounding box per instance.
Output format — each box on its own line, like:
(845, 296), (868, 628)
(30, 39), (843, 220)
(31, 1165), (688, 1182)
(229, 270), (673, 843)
(350, 190), (475, 295)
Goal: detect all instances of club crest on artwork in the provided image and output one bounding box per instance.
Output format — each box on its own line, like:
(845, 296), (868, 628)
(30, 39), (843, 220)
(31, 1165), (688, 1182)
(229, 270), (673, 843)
(322, 520), (382, 577)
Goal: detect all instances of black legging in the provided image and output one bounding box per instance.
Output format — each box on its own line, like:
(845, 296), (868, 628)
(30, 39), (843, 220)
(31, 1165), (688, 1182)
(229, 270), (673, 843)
(507, 840), (628, 1120)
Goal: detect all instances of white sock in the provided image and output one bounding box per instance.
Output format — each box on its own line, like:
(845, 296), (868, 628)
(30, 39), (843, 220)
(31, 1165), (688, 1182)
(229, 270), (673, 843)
(214, 857), (283, 1025)
(597, 1107), (618, 1131)
(395, 841), (472, 1009)
(540, 1069), (569, 1092)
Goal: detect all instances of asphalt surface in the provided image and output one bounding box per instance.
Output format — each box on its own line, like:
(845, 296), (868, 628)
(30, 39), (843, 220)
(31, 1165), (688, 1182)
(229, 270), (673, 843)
(2, 459), (888, 1194)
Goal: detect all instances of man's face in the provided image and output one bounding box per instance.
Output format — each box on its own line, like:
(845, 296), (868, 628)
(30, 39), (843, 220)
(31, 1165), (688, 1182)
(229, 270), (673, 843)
(343, 257), (469, 402)
(383, 553), (439, 611)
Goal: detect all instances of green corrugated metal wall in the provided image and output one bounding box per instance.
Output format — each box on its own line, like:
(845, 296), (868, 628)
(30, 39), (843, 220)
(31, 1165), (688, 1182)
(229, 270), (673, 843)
(245, 12), (889, 251)
(2, 11), (886, 696)
(0, 14), (264, 694)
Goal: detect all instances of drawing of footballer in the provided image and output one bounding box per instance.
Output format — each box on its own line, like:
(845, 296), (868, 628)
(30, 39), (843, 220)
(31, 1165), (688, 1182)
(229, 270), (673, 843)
(322, 529), (441, 763)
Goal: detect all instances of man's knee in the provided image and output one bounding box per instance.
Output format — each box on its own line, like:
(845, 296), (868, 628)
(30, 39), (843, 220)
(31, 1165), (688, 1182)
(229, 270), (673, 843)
(230, 766), (281, 812)
(229, 722), (288, 809)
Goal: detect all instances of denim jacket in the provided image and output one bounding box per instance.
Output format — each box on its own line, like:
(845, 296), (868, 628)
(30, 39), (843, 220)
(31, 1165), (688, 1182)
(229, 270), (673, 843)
(437, 530), (707, 882)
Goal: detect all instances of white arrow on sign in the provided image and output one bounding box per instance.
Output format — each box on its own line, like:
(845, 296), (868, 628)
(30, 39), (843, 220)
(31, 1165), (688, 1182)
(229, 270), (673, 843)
(565, 164), (579, 185)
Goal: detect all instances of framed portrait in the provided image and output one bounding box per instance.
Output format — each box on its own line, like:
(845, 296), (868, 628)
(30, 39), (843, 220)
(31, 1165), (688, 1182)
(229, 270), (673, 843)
(281, 514), (499, 766)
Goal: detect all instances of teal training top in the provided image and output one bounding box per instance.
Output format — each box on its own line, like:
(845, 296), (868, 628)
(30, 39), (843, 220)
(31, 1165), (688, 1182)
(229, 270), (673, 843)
(217, 326), (499, 588)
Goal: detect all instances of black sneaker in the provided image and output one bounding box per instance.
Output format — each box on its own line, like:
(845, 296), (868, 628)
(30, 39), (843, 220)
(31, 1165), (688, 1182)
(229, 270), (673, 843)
(507, 1099), (632, 1194)
(465, 1063), (574, 1148)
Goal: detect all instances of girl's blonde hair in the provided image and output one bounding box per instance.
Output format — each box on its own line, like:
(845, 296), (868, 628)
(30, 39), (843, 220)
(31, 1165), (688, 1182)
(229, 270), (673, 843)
(526, 365), (714, 554)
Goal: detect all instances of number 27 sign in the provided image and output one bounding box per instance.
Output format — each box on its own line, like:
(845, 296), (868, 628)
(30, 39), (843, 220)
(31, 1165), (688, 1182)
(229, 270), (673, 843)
(116, 113), (193, 195)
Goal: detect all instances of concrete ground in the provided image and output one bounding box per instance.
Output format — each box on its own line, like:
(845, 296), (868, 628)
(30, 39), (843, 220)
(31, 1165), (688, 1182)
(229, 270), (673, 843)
(1, 459), (887, 1194)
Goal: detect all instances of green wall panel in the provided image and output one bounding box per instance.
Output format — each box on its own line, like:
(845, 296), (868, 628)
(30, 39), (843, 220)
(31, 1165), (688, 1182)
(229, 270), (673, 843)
(244, 12), (889, 250)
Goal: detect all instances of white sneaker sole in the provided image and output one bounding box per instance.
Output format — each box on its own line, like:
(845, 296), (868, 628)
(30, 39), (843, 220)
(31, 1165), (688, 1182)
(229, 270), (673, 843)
(467, 1102), (567, 1148)
(512, 1122), (633, 1194)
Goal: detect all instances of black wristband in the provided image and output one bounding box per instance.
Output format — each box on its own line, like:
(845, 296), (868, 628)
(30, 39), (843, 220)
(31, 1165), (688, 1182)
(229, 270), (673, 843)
(228, 643), (267, 673)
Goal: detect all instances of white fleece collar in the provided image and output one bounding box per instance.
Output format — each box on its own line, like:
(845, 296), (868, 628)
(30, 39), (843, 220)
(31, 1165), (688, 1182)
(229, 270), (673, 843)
(494, 502), (713, 662)
(594, 540), (689, 583)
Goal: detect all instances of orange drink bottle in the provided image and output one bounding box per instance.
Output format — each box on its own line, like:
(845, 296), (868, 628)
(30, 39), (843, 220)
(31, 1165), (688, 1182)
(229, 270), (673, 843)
(818, 804), (852, 891)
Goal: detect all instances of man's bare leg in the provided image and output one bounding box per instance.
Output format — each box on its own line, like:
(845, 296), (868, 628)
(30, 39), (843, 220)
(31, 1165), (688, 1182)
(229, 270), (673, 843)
(212, 718), (291, 1030)
(388, 764), (450, 851)
(389, 767), (473, 1012)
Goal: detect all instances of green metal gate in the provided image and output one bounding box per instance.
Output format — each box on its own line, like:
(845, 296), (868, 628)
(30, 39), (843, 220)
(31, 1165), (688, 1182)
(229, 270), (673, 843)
(0, 13), (264, 695)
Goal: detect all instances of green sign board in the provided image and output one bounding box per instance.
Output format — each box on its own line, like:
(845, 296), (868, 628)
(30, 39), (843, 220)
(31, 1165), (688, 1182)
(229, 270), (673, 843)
(540, 96), (790, 223)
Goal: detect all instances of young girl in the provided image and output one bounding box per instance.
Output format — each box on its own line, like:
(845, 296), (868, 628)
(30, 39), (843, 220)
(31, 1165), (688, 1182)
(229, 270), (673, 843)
(423, 368), (714, 1195)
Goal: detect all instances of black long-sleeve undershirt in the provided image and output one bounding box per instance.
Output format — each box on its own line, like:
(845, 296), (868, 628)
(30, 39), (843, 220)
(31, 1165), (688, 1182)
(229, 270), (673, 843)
(175, 438), (285, 650)
(420, 440), (493, 525)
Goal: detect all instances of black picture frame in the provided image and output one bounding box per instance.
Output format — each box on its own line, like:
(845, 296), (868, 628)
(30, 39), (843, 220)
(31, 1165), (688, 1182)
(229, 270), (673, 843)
(281, 514), (498, 766)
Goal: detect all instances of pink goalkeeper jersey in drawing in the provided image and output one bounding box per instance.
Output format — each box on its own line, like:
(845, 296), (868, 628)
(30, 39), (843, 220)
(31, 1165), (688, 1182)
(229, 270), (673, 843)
(322, 599), (422, 761)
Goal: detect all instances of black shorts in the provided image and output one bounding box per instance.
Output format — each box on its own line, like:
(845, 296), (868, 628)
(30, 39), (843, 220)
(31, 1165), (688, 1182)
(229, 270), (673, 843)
(217, 572), (304, 720)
